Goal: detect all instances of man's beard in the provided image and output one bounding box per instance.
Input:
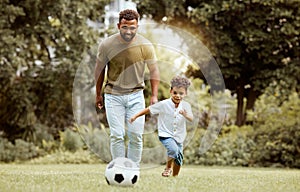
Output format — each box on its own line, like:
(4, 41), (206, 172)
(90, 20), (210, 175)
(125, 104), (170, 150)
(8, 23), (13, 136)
(121, 33), (136, 42)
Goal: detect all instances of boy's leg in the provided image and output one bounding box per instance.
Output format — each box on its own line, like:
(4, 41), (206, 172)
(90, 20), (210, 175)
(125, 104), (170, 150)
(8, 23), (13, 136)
(173, 144), (183, 176)
(166, 157), (173, 169)
(172, 163), (181, 176)
(162, 157), (173, 177)
(159, 137), (179, 177)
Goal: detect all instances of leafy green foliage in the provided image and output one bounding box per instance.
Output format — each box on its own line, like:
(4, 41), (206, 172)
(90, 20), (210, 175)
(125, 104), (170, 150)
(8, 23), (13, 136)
(0, 137), (40, 162)
(248, 92), (300, 168)
(136, 0), (300, 125)
(76, 123), (111, 162)
(184, 91), (300, 168)
(185, 125), (256, 166)
(59, 128), (84, 152)
(0, 0), (107, 141)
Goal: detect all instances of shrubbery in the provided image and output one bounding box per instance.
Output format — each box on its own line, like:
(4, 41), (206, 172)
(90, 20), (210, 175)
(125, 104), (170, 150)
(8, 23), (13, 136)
(0, 125), (101, 164)
(184, 125), (256, 167)
(0, 138), (40, 162)
(0, 91), (299, 168)
(184, 92), (300, 168)
(59, 128), (84, 152)
(76, 123), (111, 162)
(28, 150), (101, 164)
(248, 92), (300, 168)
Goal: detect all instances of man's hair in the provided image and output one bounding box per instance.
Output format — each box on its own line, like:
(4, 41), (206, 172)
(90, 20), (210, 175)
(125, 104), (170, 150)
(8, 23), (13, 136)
(170, 76), (191, 90)
(119, 9), (140, 23)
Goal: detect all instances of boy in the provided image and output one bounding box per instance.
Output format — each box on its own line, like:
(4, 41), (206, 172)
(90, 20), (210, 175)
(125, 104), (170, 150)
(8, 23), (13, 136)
(129, 76), (193, 176)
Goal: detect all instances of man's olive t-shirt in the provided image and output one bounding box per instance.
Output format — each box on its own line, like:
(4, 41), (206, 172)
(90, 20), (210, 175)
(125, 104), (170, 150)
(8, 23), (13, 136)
(97, 34), (157, 95)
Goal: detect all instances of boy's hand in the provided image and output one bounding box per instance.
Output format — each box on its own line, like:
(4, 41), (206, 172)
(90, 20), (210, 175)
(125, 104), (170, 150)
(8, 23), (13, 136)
(129, 117), (136, 124)
(179, 109), (193, 122)
(179, 109), (187, 117)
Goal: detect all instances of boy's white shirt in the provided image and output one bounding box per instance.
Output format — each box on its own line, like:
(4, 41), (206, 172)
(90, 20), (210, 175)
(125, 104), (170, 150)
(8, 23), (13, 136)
(149, 98), (193, 143)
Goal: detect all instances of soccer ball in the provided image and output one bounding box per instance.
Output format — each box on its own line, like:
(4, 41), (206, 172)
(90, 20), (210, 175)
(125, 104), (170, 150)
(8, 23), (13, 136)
(105, 157), (140, 187)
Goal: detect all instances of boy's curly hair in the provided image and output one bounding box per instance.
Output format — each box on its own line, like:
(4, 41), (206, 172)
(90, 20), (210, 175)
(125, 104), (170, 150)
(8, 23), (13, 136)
(170, 76), (191, 90)
(119, 9), (140, 23)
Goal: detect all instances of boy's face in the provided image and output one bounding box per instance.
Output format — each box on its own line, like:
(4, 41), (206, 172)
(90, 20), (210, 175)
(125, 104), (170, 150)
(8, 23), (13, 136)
(170, 87), (187, 105)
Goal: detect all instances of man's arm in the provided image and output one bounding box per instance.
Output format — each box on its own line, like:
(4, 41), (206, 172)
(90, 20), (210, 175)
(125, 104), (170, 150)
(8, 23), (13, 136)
(148, 63), (160, 105)
(94, 59), (106, 109)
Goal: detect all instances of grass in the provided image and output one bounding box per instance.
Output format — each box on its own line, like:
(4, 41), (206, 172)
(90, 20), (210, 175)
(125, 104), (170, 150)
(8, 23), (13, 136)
(0, 164), (299, 192)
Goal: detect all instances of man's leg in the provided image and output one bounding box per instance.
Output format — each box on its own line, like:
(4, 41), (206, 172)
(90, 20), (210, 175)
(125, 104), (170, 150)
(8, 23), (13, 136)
(126, 91), (145, 165)
(105, 93), (126, 159)
(127, 131), (143, 165)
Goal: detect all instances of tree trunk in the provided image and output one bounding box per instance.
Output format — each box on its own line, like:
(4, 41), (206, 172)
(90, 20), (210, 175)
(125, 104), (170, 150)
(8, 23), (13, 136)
(236, 84), (245, 126)
(246, 87), (258, 110)
(244, 87), (259, 124)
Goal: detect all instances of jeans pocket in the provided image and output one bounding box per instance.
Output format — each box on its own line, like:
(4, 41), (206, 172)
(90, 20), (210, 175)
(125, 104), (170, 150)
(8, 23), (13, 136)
(104, 94), (113, 108)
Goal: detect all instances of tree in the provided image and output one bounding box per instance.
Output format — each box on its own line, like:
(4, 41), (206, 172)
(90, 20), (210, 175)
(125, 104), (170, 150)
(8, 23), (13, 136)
(0, 0), (107, 141)
(136, 0), (300, 125)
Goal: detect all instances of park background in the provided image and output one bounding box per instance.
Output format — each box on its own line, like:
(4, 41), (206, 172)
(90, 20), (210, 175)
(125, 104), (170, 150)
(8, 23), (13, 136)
(0, 0), (299, 171)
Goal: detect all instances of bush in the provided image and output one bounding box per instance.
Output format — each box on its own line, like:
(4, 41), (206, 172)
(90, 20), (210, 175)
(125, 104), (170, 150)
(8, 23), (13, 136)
(27, 149), (102, 164)
(248, 92), (300, 168)
(0, 138), (40, 162)
(76, 123), (111, 162)
(59, 128), (84, 152)
(185, 125), (255, 166)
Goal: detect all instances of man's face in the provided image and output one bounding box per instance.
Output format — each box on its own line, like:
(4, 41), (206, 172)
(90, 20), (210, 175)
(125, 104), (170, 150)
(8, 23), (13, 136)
(118, 19), (138, 42)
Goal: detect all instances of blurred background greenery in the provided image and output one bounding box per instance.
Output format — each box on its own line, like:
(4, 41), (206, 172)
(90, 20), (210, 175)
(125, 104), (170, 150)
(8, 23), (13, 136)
(0, 0), (299, 168)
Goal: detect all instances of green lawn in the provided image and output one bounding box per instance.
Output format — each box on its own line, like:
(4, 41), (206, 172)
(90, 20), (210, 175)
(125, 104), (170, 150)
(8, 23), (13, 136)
(0, 164), (299, 192)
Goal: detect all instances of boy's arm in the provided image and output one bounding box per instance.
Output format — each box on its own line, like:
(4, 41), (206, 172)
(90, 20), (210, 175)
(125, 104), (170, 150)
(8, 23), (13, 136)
(129, 107), (150, 123)
(180, 102), (194, 122)
(179, 110), (193, 122)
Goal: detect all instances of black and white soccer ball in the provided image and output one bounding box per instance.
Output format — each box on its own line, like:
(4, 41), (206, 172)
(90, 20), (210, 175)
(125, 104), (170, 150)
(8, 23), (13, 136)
(105, 157), (140, 187)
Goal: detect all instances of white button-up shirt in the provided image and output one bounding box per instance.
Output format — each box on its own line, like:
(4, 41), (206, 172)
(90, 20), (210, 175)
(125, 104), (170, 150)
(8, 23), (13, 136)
(149, 98), (193, 143)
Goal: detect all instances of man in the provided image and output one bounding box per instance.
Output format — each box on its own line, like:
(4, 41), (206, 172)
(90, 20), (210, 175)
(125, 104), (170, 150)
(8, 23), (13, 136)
(94, 9), (160, 165)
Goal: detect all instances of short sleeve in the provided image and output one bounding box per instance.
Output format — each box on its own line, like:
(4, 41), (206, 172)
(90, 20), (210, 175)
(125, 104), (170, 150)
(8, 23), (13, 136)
(143, 44), (157, 65)
(148, 101), (163, 115)
(183, 102), (193, 118)
(96, 41), (107, 67)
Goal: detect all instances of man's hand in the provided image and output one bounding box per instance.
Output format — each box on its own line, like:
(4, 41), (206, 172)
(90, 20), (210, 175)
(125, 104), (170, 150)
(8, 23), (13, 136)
(150, 95), (158, 105)
(96, 95), (104, 110)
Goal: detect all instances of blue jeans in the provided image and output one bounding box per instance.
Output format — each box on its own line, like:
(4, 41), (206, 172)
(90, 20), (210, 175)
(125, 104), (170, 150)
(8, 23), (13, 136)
(104, 90), (145, 165)
(159, 137), (183, 166)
